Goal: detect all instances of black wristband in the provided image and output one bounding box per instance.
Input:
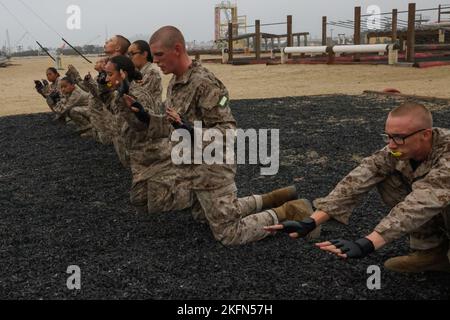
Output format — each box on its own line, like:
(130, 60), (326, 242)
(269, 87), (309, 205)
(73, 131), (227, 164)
(97, 71), (107, 85)
(172, 121), (194, 136)
(301, 217), (317, 232)
(355, 238), (375, 256)
(118, 79), (130, 96)
(131, 101), (150, 125)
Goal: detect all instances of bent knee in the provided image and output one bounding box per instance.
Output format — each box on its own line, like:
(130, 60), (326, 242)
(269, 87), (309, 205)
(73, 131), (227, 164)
(212, 225), (242, 246)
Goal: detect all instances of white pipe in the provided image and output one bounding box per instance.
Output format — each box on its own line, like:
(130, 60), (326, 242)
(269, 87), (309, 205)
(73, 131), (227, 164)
(419, 22), (450, 29)
(332, 44), (388, 54)
(283, 46), (328, 54)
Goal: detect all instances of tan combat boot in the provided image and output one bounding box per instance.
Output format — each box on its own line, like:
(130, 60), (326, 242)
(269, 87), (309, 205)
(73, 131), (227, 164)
(272, 199), (321, 239)
(261, 185), (298, 210)
(384, 244), (450, 273)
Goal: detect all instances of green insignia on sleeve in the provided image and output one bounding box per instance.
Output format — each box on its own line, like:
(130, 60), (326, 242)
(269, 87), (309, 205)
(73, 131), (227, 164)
(219, 95), (229, 108)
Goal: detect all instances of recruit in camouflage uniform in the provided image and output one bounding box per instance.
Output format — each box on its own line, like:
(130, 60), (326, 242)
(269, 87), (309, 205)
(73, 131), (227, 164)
(110, 61), (163, 168)
(41, 77), (61, 97)
(164, 60), (285, 246)
(37, 77), (61, 114)
(130, 62), (163, 102)
(119, 60), (283, 231)
(122, 61), (188, 213)
(84, 61), (162, 168)
(114, 87), (194, 214)
(66, 65), (115, 144)
(121, 109), (194, 214)
(79, 57), (191, 214)
(313, 128), (450, 262)
(46, 85), (91, 130)
(83, 76), (133, 167)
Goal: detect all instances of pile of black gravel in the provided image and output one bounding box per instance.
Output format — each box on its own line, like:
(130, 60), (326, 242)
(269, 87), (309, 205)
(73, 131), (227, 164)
(0, 94), (449, 300)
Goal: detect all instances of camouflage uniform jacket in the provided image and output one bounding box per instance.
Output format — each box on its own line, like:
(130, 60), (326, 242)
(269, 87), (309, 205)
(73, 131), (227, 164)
(130, 62), (163, 113)
(65, 65), (90, 93)
(47, 86), (89, 115)
(165, 60), (237, 190)
(42, 77), (61, 97)
(313, 128), (450, 243)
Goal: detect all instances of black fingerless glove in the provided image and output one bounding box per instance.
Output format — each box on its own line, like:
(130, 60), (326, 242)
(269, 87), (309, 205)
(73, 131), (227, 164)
(131, 101), (150, 125)
(49, 91), (61, 104)
(329, 238), (375, 259)
(97, 70), (107, 85)
(34, 80), (44, 92)
(171, 117), (194, 136)
(281, 218), (317, 237)
(117, 78), (130, 96)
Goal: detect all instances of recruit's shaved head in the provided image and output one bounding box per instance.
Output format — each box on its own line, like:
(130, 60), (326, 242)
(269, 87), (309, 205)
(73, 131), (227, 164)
(114, 35), (131, 55)
(389, 102), (433, 129)
(149, 26), (186, 50)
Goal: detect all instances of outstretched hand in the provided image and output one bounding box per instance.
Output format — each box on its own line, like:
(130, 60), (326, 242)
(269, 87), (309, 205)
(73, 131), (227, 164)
(264, 219), (317, 239)
(84, 72), (92, 81)
(123, 94), (139, 113)
(166, 107), (182, 125)
(316, 238), (375, 259)
(34, 80), (44, 93)
(264, 223), (301, 239)
(67, 64), (79, 75)
(316, 241), (348, 258)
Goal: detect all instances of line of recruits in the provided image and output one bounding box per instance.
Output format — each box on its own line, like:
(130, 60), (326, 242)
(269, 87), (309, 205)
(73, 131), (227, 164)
(34, 26), (449, 274)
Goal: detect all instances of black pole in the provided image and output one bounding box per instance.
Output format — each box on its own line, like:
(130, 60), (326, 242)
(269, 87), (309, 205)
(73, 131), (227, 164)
(62, 38), (92, 64)
(36, 41), (55, 61)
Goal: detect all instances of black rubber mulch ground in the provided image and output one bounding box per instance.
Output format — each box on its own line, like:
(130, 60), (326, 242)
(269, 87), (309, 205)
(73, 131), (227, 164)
(0, 94), (449, 300)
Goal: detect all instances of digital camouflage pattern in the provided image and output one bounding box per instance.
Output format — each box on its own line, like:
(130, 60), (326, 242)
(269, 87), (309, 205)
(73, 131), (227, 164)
(164, 60), (277, 245)
(314, 128), (450, 253)
(46, 86), (90, 128)
(165, 60), (236, 190)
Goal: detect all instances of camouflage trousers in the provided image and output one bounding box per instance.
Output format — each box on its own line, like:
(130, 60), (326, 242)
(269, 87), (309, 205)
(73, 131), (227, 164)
(192, 183), (278, 246)
(130, 162), (192, 214)
(68, 107), (91, 129)
(131, 177), (278, 245)
(88, 107), (114, 145)
(377, 172), (450, 259)
(112, 135), (130, 168)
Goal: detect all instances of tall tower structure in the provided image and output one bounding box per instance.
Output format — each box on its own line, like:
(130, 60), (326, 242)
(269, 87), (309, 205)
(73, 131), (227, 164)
(214, 1), (239, 41)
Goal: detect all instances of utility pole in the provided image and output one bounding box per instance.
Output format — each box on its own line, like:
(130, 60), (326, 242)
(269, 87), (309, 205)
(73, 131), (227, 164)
(6, 29), (11, 55)
(105, 25), (109, 42)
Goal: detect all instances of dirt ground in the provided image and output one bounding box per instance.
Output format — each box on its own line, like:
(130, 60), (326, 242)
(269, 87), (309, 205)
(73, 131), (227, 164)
(0, 94), (449, 299)
(1, 55), (450, 117)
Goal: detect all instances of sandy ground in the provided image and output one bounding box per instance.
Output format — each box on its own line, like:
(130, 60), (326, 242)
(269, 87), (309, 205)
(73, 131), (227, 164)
(1, 55), (450, 117)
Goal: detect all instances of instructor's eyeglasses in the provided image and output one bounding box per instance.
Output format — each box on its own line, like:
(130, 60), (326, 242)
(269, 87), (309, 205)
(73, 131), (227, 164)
(381, 128), (427, 145)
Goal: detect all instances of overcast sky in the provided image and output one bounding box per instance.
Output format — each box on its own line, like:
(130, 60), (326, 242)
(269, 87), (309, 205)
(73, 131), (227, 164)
(0, 0), (446, 49)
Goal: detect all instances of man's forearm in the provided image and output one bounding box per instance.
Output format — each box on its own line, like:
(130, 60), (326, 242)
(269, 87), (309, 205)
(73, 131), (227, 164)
(311, 210), (331, 225)
(366, 231), (387, 250)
